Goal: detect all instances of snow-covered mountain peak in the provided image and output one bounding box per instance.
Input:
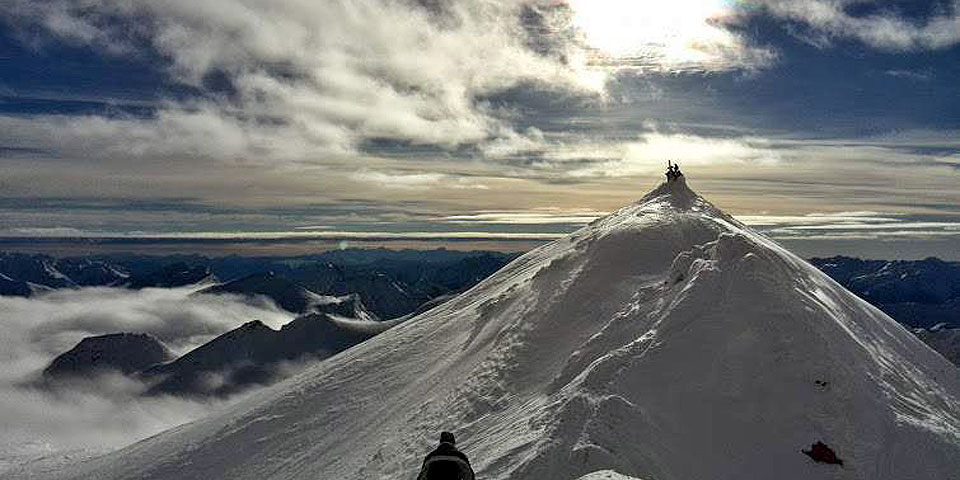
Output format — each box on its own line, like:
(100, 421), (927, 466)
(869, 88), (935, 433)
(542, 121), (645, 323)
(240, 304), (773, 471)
(30, 181), (960, 480)
(583, 177), (734, 241)
(637, 175), (699, 207)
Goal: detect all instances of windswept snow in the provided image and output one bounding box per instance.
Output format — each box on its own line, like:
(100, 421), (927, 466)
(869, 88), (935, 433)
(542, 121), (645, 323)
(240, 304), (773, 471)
(17, 178), (960, 480)
(576, 471), (645, 480)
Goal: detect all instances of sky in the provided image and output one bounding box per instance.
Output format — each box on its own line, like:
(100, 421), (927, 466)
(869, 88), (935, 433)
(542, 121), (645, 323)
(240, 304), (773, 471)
(0, 0), (959, 258)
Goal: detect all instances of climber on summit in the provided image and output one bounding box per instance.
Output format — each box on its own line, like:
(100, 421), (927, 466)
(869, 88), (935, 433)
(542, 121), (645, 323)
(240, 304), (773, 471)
(416, 431), (475, 480)
(666, 161), (683, 181)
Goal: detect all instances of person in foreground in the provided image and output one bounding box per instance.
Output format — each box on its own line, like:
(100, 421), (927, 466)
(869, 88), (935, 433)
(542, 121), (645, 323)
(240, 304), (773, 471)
(416, 431), (476, 480)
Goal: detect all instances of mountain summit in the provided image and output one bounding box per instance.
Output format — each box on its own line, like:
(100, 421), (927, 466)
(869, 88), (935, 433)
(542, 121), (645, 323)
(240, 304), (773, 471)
(36, 179), (960, 480)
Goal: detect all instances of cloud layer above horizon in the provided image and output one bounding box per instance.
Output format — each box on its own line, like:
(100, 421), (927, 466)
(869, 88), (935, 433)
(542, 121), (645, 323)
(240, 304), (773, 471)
(0, 0), (959, 258)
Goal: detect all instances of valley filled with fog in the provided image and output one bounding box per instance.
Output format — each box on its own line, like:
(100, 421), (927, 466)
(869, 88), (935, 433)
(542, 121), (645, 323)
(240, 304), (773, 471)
(0, 286), (291, 470)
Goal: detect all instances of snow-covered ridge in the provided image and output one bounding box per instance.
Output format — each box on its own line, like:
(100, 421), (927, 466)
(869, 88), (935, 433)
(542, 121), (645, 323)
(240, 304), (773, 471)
(576, 472), (645, 480)
(24, 178), (960, 480)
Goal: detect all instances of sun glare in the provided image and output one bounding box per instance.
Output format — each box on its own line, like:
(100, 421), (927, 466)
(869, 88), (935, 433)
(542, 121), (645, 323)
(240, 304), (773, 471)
(565, 0), (750, 70)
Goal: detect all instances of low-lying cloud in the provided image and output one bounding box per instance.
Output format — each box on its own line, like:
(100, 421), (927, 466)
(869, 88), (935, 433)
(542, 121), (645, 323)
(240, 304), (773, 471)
(5, 286), (292, 355)
(0, 287), (292, 474)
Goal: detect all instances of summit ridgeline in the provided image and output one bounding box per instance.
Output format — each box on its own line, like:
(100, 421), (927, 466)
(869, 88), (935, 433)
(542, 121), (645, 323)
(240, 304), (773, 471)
(617, 160), (702, 214)
(31, 174), (960, 480)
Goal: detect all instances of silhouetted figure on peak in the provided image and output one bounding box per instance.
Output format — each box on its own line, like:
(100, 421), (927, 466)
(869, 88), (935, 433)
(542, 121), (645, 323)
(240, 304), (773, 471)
(666, 160), (683, 181)
(417, 431), (475, 480)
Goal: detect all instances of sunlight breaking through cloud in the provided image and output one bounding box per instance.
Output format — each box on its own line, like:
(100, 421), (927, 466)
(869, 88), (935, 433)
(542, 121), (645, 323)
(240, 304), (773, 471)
(561, 0), (776, 72)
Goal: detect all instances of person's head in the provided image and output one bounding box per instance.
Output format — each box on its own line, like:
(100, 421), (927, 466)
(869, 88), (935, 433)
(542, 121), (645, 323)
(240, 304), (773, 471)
(439, 431), (456, 445)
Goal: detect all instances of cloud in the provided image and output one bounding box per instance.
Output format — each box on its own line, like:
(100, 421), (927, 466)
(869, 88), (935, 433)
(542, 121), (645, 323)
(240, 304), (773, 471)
(521, 126), (960, 183)
(0, 287), (292, 471)
(0, 0), (599, 164)
(350, 170), (489, 191)
(761, 0), (960, 51)
(0, 110), (322, 164)
(2, 0), (959, 262)
(553, 0), (778, 72)
(0, 229), (562, 242)
(439, 209), (605, 225)
(0, 0), (807, 170)
(738, 211), (901, 227)
(4, 287), (292, 354)
(2, 0), (956, 174)
(741, 212), (960, 241)
(0, 383), (223, 474)
(554, 131), (781, 178)
(885, 69), (934, 82)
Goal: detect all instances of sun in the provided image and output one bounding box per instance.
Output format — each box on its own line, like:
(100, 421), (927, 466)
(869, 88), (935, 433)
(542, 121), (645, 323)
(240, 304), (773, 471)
(563, 0), (756, 71)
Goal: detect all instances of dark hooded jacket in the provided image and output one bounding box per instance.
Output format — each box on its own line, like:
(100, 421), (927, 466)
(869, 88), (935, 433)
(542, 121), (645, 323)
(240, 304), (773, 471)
(416, 441), (475, 480)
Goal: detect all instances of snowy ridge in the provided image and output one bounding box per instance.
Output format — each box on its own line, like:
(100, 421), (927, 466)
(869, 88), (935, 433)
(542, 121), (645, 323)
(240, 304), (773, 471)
(323, 314), (405, 334)
(23, 178), (960, 480)
(575, 472), (644, 480)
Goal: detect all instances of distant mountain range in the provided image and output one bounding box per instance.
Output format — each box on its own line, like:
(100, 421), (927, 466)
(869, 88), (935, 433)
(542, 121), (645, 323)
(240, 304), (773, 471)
(807, 256), (960, 370)
(5, 251), (956, 328)
(0, 272), (48, 297)
(809, 256), (960, 329)
(18, 250), (515, 397)
(914, 324), (960, 366)
(0, 250), (516, 319)
(14, 251), (960, 399)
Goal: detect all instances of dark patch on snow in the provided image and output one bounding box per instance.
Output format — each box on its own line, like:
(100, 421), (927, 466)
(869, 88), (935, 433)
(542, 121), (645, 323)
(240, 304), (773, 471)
(802, 441), (843, 466)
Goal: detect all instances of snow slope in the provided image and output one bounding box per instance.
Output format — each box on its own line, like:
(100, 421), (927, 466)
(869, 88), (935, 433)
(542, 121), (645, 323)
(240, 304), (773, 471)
(21, 178), (960, 480)
(576, 472), (645, 480)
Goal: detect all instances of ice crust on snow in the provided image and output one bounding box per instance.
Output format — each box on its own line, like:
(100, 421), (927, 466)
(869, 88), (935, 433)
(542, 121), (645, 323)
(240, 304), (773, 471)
(19, 177), (960, 480)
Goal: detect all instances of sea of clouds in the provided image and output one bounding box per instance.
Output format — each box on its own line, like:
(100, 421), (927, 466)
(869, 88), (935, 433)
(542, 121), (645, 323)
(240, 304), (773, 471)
(0, 287), (292, 474)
